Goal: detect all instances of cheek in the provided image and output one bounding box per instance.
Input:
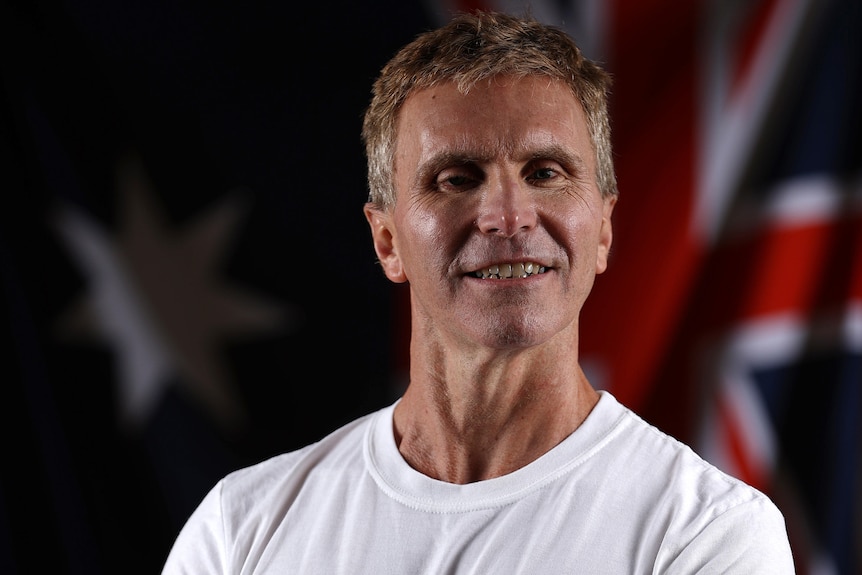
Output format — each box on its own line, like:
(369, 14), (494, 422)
(397, 205), (458, 274)
(555, 207), (605, 264)
(410, 207), (445, 243)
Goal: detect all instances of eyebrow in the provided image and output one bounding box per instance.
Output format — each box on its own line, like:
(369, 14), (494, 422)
(524, 143), (588, 175)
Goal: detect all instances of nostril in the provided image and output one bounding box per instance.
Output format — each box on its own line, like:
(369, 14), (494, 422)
(478, 214), (532, 237)
(476, 182), (538, 235)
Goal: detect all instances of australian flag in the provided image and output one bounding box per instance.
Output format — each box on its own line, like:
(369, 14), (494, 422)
(2, 0), (859, 573)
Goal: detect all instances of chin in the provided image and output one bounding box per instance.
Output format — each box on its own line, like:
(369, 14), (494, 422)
(476, 322), (553, 350)
(457, 304), (570, 349)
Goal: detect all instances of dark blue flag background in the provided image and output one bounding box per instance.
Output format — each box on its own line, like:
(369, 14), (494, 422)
(2, 1), (428, 572)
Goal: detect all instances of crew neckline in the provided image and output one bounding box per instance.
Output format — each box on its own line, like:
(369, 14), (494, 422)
(364, 390), (629, 513)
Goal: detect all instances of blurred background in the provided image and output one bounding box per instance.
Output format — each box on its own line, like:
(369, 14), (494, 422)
(1, 0), (859, 573)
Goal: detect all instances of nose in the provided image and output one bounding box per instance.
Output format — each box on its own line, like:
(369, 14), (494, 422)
(475, 173), (538, 236)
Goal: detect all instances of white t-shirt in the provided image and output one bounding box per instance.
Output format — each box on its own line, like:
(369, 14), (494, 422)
(162, 391), (795, 574)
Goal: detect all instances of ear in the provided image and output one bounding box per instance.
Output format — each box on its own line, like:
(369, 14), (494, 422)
(364, 203), (407, 283)
(595, 195), (617, 275)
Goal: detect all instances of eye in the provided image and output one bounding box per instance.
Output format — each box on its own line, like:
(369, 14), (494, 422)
(443, 174), (471, 187)
(434, 167), (480, 192)
(526, 165), (560, 185)
(531, 167), (556, 180)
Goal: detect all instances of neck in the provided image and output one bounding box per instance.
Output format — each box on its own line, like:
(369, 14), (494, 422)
(393, 340), (599, 484)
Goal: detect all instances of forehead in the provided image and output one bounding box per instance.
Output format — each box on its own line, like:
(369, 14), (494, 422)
(395, 76), (591, 164)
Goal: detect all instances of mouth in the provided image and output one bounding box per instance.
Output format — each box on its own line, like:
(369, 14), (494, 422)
(471, 262), (547, 280)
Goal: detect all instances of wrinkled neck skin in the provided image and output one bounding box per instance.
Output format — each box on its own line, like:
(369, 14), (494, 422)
(392, 320), (600, 485)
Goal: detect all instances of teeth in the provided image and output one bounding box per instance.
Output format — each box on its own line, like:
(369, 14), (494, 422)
(474, 262), (546, 279)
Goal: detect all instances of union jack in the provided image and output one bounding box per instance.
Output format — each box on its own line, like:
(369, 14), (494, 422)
(429, 1), (862, 572)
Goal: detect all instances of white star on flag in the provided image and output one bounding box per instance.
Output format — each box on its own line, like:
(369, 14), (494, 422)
(54, 154), (291, 430)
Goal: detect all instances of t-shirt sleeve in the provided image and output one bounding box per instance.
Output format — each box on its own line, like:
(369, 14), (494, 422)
(161, 480), (228, 575)
(665, 496), (796, 574)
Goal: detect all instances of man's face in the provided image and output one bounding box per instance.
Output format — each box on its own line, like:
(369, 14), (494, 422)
(365, 75), (615, 352)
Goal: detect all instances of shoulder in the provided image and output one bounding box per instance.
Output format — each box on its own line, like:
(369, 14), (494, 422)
(162, 406), (388, 573)
(593, 392), (794, 571)
(220, 406), (382, 507)
(597, 392), (761, 502)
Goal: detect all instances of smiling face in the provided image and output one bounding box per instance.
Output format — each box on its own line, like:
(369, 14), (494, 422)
(365, 75), (616, 352)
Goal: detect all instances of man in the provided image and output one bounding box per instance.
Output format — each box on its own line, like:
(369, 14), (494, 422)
(163, 11), (795, 573)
